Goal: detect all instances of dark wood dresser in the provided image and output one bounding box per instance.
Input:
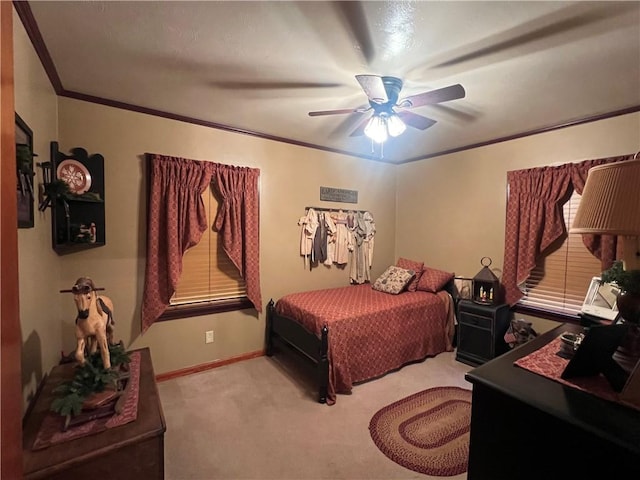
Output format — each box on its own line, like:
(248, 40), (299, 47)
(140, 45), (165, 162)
(465, 323), (640, 480)
(23, 348), (166, 479)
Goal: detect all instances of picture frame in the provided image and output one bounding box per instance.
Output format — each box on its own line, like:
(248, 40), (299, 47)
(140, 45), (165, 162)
(453, 277), (473, 301)
(16, 113), (35, 228)
(581, 276), (620, 321)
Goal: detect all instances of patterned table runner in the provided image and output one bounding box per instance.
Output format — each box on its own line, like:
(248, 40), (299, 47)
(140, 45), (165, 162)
(514, 335), (639, 411)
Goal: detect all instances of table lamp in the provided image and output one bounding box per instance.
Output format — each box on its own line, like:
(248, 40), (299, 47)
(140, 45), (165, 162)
(571, 159), (640, 270)
(571, 159), (640, 323)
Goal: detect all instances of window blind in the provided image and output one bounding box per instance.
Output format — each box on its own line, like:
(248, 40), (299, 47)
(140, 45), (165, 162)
(171, 187), (247, 305)
(519, 191), (603, 315)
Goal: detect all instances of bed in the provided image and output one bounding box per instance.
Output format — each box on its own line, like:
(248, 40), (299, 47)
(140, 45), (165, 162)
(265, 281), (456, 405)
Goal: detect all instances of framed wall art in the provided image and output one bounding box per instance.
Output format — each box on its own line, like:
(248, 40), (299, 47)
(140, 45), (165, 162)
(16, 113), (35, 228)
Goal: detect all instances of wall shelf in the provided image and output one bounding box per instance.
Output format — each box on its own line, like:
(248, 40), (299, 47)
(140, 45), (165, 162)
(49, 141), (106, 255)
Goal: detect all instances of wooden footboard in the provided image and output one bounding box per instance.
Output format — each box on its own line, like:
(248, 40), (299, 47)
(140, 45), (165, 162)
(266, 299), (329, 403)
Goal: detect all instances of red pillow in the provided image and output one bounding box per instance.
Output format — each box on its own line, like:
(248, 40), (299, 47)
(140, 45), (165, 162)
(417, 267), (454, 293)
(396, 258), (424, 292)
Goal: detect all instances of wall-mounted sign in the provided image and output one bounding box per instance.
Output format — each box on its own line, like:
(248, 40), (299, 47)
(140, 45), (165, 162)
(320, 186), (358, 204)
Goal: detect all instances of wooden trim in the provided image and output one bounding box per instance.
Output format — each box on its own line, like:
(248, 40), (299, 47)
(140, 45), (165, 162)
(13, 3), (640, 165)
(398, 105), (640, 164)
(156, 298), (254, 321)
(12, 0), (63, 92)
(1, 2), (23, 477)
(155, 350), (264, 382)
(59, 90), (389, 163)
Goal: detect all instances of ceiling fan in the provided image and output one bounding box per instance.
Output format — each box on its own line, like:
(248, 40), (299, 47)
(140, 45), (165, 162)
(308, 75), (465, 143)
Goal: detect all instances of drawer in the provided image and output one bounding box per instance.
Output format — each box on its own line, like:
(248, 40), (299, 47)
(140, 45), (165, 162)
(459, 312), (492, 329)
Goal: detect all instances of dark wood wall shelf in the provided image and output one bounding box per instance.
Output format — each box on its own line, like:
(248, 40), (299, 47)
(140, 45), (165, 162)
(49, 142), (105, 255)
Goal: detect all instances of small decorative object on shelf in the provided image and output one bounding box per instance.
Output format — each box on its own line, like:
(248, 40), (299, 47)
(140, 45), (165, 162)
(472, 257), (501, 305)
(47, 142), (106, 254)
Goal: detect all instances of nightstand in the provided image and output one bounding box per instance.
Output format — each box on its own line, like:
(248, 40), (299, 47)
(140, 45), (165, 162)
(456, 299), (511, 366)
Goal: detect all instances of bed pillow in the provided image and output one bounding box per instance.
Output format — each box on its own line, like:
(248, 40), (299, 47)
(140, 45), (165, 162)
(417, 267), (455, 293)
(396, 258), (424, 292)
(372, 266), (416, 295)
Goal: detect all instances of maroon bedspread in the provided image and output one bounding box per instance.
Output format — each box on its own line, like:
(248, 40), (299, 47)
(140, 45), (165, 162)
(275, 284), (455, 404)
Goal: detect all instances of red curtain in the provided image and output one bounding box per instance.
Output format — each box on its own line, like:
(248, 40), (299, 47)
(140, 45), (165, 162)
(212, 164), (262, 315)
(141, 155), (213, 332)
(141, 154), (262, 333)
(502, 155), (636, 306)
(502, 164), (572, 305)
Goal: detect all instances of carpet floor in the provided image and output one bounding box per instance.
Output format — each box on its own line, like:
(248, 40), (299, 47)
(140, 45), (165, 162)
(158, 348), (472, 480)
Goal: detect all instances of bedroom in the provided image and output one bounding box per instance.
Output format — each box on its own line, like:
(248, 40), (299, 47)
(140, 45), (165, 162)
(2, 1), (640, 478)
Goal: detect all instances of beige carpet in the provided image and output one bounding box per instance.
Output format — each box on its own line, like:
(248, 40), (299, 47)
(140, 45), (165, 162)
(158, 348), (472, 480)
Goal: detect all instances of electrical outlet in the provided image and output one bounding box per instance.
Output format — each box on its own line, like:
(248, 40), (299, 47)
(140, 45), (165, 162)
(205, 330), (214, 344)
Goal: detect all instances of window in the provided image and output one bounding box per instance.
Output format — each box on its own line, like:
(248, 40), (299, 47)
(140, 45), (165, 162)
(161, 185), (251, 320)
(518, 191), (604, 316)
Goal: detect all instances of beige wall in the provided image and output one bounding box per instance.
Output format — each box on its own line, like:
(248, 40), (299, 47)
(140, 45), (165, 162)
(13, 9), (60, 410)
(14, 4), (640, 406)
(56, 98), (397, 374)
(395, 112), (640, 333)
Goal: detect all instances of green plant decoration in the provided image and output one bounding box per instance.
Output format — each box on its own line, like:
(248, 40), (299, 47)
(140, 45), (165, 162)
(601, 261), (640, 296)
(50, 343), (131, 417)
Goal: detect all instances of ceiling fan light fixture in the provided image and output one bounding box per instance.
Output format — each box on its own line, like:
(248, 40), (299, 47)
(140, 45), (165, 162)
(364, 115), (388, 143)
(387, 113), (406, 137)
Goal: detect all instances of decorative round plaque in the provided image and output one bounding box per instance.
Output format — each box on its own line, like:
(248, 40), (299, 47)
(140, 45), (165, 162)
(57, 159), (92, 194)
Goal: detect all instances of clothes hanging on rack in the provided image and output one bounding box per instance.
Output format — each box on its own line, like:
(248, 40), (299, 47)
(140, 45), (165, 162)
(332, 210), (350, 265)
(349, 211), (376, 284)
(324, 213), (337, 266)
(298, 208), (375, 273)
(299, 208), (318, 269)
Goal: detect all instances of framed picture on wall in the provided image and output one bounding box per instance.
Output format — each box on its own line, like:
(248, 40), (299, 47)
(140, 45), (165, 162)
(16, 113), (35, 228)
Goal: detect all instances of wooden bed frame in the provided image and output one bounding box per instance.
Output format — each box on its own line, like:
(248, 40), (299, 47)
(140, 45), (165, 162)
(265, 281), (457, 404)
(266, 299), (330, 403)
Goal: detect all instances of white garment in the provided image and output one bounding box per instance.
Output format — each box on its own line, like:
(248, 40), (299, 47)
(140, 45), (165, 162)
(331, 211), (350, 265)
(323, 213), (337, 266)
(298, 208), (318, 269)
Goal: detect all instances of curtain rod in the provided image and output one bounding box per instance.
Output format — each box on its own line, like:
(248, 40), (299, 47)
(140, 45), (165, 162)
(304, 206), (370, 214)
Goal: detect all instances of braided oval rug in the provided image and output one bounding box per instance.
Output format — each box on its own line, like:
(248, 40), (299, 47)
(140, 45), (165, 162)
(369, 386), (472, 477)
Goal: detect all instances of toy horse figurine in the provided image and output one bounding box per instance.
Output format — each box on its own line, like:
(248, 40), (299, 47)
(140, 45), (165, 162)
(62, 277), (115, 369)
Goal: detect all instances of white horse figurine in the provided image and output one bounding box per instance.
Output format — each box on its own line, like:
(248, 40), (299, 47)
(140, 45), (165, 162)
(66, 277), (115, 369)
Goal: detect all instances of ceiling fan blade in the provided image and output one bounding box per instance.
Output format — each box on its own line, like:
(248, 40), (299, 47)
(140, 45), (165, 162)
(349, 116), (371, 137)
(400, 84), (465, 108)
(355, 75), (388, 104)
(308, 107), (368, 117)
(397, 111), (437, 130)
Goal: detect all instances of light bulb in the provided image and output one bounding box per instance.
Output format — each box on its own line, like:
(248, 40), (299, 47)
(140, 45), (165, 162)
(387, 114), (406, 137)
(364, 115), (388, 143)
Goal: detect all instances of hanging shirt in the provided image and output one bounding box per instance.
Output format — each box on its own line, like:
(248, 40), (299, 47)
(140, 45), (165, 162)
(299, 208), (318, 269)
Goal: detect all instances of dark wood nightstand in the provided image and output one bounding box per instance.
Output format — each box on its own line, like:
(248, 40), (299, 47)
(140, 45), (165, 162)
(456, 299), (511, 366)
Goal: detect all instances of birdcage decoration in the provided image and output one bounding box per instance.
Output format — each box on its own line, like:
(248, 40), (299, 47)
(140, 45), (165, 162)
(473, 257), (500, 305)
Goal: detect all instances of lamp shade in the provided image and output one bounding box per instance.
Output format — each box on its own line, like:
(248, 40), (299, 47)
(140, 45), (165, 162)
(571, 159), (640, 236)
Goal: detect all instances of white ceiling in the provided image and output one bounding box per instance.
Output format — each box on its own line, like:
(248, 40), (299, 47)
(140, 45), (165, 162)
(25, 1), (640, 163)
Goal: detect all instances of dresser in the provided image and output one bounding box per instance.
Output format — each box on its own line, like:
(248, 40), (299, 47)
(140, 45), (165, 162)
(465, 324), (640, 480)
(23, 348), (166, 479)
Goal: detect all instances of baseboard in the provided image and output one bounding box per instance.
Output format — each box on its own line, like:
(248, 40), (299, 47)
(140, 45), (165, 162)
(155, 349), (265, 382)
